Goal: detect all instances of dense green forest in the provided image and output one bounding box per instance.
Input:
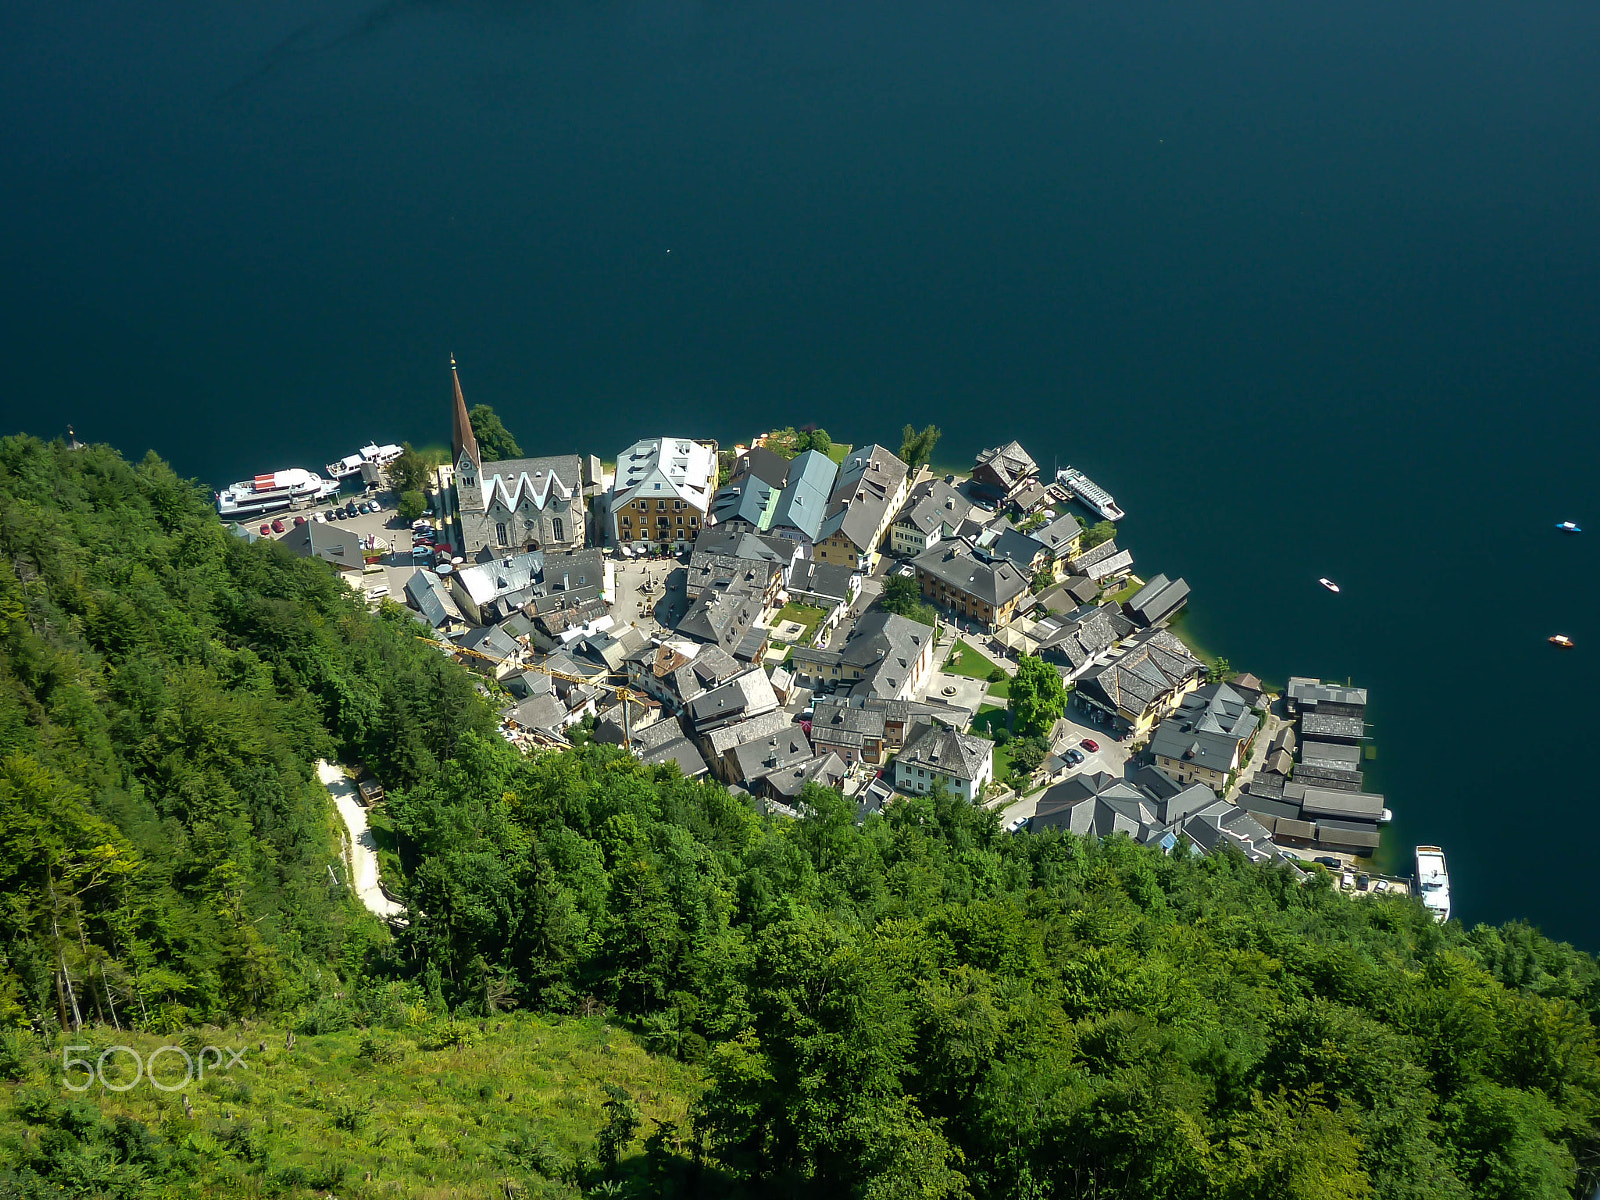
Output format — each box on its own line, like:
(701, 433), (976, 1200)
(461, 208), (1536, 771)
(3, 436), (1599, 1199)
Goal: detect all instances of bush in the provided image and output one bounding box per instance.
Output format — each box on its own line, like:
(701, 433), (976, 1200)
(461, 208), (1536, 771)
(296, 994), (358, 1036)
(398, 489), (427, 522)
(359, 1032), (406, 1065)
(0, 1032), (35, 1082)
(988, 667), (1006, 682)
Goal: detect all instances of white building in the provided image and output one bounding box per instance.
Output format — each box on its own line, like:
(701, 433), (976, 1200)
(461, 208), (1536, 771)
(609, 437), (718, 553)
(892, 720), (994, 803)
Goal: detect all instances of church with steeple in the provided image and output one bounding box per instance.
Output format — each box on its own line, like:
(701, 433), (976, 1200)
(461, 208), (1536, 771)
(449, 357), (586, 559)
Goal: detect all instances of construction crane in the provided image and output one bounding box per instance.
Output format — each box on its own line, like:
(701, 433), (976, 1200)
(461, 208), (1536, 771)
(415, 636), (654, 744)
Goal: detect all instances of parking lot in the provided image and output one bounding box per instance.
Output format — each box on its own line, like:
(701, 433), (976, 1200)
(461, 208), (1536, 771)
(246, 485), (423, 605)
(989, 705), (1134, 829)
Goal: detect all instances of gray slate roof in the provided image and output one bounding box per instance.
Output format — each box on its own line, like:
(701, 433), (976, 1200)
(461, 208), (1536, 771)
(972, 441), (1038, 491)
(730, 725), (815, 784)
(1299, 739), (1363, 770)
(641, 735), (710, 777)
(1300, 711), (1366, 741)
(405, 569), (463, 628)
(913, 539), (1029, 608)
(1286, 677), (1368, 712)
(1125, 573), (1191, 626)
(791, 611), (934, 700)
(895, 479), (973, 536)
(787, 559), (857, 605)
(688, 668), (780, 731)
(898, 720), (992, 783)
(283, 521), (365, 568)
(1080, 627), (1205, 719)
(1032, 512), (1082, 555)
(731, 446), (790, 489)
(761, 752), (846, 799)
(705, 709), (798, 758)
(677, 585), (764, 653)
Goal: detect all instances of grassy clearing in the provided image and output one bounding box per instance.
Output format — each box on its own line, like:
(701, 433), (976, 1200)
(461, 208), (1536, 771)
(942, 639), (994, 680)
(1, 1014), (702, 1199)
(1105, 576), (1143, 607)
(987, 677), (1012, 700)
(772, 601), (829, 646)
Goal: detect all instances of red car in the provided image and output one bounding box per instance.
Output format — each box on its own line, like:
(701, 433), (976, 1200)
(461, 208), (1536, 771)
(1080, 738), (1099, 752)
(271, 518), (287, 533)
(293, 515), (307, 526)
(259, 523), (271, 535)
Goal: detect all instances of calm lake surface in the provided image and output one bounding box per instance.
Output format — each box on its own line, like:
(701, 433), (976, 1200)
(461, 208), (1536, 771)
(5, 0), (1599, 942)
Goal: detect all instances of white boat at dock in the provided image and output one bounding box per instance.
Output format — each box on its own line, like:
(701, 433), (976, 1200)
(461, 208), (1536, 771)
(1056, 467), (1125, 521)
(1414, 844), (1451, 922)
(216, 468), (339, 519)
(326, 442), (403, 479)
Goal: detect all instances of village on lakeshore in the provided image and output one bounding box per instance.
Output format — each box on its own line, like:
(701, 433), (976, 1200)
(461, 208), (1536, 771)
(220, 359), (1442, 915)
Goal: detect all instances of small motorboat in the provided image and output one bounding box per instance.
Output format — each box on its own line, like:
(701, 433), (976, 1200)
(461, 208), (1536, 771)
(1318, 578), (1341, 593)
(1550, 635), (1575, 648)
(1557, 521), (1582, 533)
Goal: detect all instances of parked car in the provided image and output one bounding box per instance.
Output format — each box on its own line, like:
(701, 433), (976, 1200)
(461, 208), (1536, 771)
(1312, 856), (1341, 869)
(1080, 738), (1099, 752)
(1065, 748), (1085, 766)
(1356, 874), (1370, 890)
(313, 512), (325, 523)
(344, 501), (359, 517)
(367, 585), (389, 600)
(293, 515), (307, 526)
(1005, 814), (1029, 834)
(325, 508), (339, 521)
(258, 523), (271, 535)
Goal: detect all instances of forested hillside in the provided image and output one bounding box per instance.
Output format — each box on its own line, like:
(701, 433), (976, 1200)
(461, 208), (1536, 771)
(0, 435), (493, 1029)
(3, 437), (1600, 1200)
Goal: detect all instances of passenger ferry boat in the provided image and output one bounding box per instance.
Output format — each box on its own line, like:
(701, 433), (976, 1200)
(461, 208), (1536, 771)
(1414, 845), (1451, 922)
(216, 469), (339, 519)
(326, 442), (403, 479)
(1055, 467), (1126, 522)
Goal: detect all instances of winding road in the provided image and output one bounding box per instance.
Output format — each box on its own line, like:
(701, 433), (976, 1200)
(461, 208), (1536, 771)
(317, 761), (406, 921)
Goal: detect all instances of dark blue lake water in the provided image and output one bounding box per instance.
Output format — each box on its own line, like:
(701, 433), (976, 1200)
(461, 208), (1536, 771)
(5, 0), (1599, 942)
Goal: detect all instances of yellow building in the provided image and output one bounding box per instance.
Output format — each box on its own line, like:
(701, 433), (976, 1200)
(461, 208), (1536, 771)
(610, 436), (718, 552)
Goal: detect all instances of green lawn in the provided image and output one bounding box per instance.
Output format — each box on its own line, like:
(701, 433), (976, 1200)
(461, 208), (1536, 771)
(773, 601), (829, 646)
(1105, 576), (1144, 607)
(826, 442), (853, 465)
(987, 677), (1012, 700)
(970, 704), (1011, 739)
(943, 639), (996, 680)
(971, 705), (1022, 789)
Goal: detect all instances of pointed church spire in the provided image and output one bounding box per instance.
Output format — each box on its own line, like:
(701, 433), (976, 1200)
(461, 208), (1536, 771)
(450, 354), (481, 471)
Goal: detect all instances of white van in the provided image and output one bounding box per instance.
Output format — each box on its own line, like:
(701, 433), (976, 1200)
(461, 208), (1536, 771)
(367, 585), (390, 600)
